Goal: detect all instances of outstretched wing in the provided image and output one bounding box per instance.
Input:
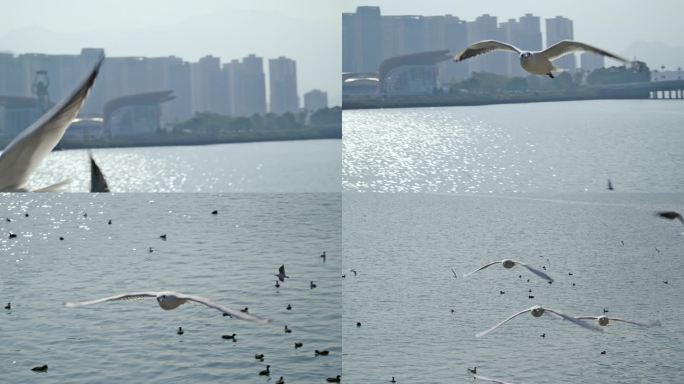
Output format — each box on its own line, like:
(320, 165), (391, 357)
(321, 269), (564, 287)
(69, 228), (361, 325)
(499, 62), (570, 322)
(472, 373), (515, 384)
(463, 261), (502, 278)
(515, 261), (554, 282)
(0, 55), (105, 191)
(279, 265), (286, 275)
(575, 316), (599, 320)
(544, 308), (603, 332)
(454, 40), (521, 62)
(476, 307), (533, 338)
(609, 317), (661, 327)
(65, 292), (157, 307)
(540, 40), (628, 62)
(180, 294), (270, 324)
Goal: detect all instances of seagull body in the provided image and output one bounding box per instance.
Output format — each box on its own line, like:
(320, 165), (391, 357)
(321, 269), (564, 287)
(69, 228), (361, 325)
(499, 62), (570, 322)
(476, 305), (603, 337)
(0, 55), (104, 192)
(575, 315), (661, 327)
(275, 265), (289, 282)
(65, 291), (269, 324)
(464, 259), (553, 282)
(454, 40), (628, 78)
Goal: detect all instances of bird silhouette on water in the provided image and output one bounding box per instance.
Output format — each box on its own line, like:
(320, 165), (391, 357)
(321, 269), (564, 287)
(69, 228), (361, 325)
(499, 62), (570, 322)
(326, 375), (341, 382)
(294, 342), (303, 349)
(656, 211), (684, 226)
(222, 333), (236, 340)
(31, 365), (48, 372)
(177, 327), (184, 335)
(275, 265), (289, 282)
(4, 303), (10, 310)
(315, 350), (329, 356)
(259, 365), (270, 376)
(310, 281), (317, 289)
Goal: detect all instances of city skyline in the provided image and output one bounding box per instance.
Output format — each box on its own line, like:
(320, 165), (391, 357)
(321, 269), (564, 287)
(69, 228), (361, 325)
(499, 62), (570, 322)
(0, 49), (328, 129)
(0, 0), (342, 105)
(342, 1), (684, 70)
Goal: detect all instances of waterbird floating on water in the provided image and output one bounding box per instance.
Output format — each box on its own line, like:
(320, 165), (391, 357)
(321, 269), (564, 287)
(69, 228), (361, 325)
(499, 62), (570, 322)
(326, 375), (341, 383)
(476, 305), (603, 338)
(0, 55), (104, 192)
(464, 259), (553, 282)
(575, 315), (661, 327)
(259, 365), (270, 376)
(656, 211), (684, 226)
(454, 40), (628, 78)
(31, 365), (48, 373)
(65, 291), (269, 324)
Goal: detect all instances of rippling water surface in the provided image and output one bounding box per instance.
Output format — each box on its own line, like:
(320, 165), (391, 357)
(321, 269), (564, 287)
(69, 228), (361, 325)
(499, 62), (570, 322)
(343, 101), (684, 193)
(343, 192), (683, 384)
(0, 193), (341, 383)
(26, 139), (340, 192)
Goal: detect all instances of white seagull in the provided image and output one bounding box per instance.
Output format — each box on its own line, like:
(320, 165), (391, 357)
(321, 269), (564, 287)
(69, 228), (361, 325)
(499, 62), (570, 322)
(0, 55), (104, 192)
(476, 305), (603, 338)
(65, 291), (270, 324)
(454, 40), (628, 78)
(575, 315), (661, 328)
(464, 259), (553, 282)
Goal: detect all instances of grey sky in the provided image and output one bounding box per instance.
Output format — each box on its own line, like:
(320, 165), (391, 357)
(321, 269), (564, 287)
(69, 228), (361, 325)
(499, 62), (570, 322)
(1, 0), (341, 105)
(343, 0), (684, 68)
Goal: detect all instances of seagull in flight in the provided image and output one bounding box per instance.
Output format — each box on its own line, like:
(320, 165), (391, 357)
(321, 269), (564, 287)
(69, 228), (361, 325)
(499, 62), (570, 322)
(470, 373), (515, 384)
(275, 265), (289, 282)
(464, 259), (553, 282)
(0, 55), (105, 192)
(65, 291), (269, 324)
(476, 305), (602, 337)
(575, 315), (661, 328)
(656, 211), (684, 226)
(454, 40), (628, 78)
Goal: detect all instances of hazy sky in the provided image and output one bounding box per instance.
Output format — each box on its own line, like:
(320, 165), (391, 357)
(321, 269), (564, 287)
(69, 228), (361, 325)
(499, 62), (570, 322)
(343, 0), (684, 68)
(1, 0), (342, 105)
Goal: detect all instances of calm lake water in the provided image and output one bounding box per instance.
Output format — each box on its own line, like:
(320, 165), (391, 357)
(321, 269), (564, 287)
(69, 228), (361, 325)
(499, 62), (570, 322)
(343, 100), (684, 193)
(27, 139), (340, 192)
(0, 193), (341, 383)
(343, 192), (684, 384)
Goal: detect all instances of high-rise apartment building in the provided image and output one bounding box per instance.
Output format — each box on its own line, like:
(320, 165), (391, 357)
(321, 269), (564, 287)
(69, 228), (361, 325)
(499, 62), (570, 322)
(546, 16), (575, 71)
(269, 56), (299, 114)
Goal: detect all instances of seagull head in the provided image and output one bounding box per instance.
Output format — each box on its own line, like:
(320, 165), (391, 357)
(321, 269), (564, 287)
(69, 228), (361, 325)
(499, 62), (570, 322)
(597, 316), (610, 326)
(521, 52), (532, 58)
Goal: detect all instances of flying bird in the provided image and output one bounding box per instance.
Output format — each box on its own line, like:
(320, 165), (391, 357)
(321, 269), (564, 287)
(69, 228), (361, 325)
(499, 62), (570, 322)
(454, 40), (628, 78)
(0, 55), (105, 192)
(476, 305), (603, 338)
(575, 315), (661, 328)
(65, 291), (269, 324)
(464, 259), (553, 282)
(275, 265), (289, 282)
(656, 211), (684, 225)
(470, 373), (515, 384)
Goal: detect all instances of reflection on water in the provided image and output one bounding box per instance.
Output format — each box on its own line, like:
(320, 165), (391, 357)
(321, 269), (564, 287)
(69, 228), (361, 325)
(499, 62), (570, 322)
(26, 139), (340, 192)
(0, 193), (341, 383)
(343, 192), (684, 384)
(343, 101), (684, 193)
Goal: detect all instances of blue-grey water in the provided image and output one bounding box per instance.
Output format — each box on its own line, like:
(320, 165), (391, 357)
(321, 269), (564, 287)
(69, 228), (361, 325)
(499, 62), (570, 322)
(0, 193), (341, 383)
(343, 100), (684, 193)
(29, 139), (340, 192)
(343, 192), (683, 384)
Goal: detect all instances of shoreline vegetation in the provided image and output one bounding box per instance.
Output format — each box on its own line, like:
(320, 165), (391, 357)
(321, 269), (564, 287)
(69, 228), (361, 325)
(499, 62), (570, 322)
(344, 63), (683, 110)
